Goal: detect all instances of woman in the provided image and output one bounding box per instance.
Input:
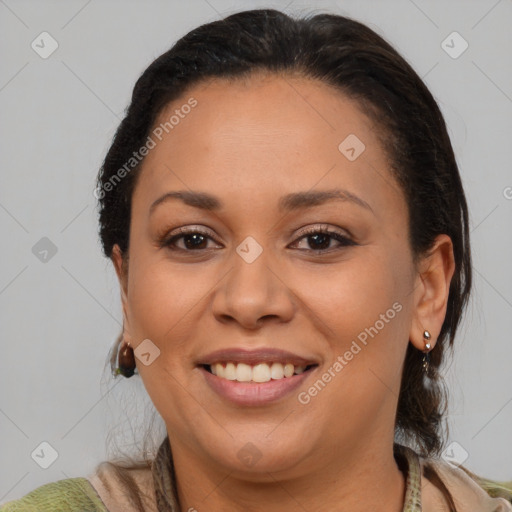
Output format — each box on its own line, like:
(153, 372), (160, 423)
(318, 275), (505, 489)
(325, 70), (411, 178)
(2, 7), (511, 512)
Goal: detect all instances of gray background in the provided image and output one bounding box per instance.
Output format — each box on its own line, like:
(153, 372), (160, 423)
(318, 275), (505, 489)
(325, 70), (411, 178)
(1, 0), (511, 503)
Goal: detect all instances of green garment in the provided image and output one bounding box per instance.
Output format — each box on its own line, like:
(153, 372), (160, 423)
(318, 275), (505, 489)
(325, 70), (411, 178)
(0, 477), (107, 512)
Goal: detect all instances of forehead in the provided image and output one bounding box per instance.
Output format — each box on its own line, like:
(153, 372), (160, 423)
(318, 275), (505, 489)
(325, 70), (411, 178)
(132, 73), (403, 220)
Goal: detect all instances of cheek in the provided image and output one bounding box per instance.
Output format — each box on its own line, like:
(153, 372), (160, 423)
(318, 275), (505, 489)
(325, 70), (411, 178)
(125, 261), (206, 380)
(125, 261), (204, 426)
(127, 256), (197, 327)
(298, 253), (406, 337)
(301, 262), (409, 432)
(302, 250), (411, 405)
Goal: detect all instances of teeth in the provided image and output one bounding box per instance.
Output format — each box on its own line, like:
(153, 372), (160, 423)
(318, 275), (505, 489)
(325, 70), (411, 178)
(224, 362), (237, 380)
(270, 362), (284, 380)
(252, 363), (271, 383)
(214, 363), (224, 378)
(236, 363), (252, 382)
(284, 363), (294, 378)
(208, 362), (308, 382)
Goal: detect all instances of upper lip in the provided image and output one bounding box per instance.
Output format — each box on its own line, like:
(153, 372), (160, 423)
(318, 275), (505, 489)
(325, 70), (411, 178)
(197, 348), (319, 367)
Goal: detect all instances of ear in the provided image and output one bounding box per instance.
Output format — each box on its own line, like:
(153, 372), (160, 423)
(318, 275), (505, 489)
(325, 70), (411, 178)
(409, 234), (456, 351)
(111, 244), (134, 345)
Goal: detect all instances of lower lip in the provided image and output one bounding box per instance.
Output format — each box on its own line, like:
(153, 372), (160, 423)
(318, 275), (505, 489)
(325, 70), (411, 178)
(200, 366), (315, 406)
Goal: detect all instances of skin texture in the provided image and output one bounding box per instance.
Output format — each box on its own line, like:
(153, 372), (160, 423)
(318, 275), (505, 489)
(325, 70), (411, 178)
(111, 72), (455, 511)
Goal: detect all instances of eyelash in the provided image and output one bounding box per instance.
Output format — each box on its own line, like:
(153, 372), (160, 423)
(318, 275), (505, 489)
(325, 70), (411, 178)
(159, 225), (357, 254)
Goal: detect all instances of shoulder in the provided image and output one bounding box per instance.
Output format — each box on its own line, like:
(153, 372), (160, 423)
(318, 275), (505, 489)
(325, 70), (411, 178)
(418, 452), (512, 512)
(0, 477), (108, 512)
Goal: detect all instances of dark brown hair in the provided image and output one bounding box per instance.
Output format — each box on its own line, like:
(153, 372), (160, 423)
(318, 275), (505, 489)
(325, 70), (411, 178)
(95, 8), (474, 510)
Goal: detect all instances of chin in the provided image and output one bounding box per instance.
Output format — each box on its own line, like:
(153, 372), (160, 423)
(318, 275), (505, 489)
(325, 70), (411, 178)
(202, 430), (315, 479)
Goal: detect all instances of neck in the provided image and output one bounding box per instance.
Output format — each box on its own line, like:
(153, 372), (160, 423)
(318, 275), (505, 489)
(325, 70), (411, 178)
(169, 437), (406, 512)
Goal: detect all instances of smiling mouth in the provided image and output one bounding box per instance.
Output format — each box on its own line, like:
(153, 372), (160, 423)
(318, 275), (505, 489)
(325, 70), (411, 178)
(202, 362), (318, 383)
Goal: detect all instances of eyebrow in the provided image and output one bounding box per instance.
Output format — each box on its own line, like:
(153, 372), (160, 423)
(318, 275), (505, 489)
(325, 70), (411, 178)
(149, 188), (375, 216)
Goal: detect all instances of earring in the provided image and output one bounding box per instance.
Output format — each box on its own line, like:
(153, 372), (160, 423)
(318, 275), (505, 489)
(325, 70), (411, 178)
(114, 340), (136, 378)
(422, 330), (432, 375)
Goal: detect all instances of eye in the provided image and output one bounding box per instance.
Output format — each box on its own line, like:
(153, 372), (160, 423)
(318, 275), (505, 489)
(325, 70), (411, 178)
(290, 225), (357, 253)
(159, 225), (357, 253)
(160, 226), (220, 251)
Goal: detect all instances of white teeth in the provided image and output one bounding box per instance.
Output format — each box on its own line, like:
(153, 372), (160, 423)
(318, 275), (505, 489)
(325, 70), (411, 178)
(252, 363), (271, 383)
(270, 362), (284, 379)
(235, 363), (252, 382)
(283, 363), (294, 378)
(207, 362), (311, 382)
(214, 363), (225, 378)
(224, 362), (237, 380)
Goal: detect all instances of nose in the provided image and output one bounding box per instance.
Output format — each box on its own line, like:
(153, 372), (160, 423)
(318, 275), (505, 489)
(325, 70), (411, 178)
(211, 247), (295, 330)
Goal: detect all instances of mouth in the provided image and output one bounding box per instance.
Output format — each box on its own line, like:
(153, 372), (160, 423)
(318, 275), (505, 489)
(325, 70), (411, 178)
(201, 361), (318, 383)
(196, 348), (320, 406)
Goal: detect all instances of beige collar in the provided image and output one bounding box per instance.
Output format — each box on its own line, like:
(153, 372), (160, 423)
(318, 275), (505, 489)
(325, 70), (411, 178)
(419, 456), (512, 512)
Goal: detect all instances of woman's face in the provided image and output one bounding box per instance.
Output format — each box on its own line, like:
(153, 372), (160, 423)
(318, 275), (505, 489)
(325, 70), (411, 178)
(112, 73), (447, 477)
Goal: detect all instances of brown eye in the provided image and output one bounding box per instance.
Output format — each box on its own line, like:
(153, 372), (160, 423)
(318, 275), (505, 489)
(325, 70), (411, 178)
(291, 227), (356, 253)
(174, 232), (209, 250)
(160, 227), (220, 251)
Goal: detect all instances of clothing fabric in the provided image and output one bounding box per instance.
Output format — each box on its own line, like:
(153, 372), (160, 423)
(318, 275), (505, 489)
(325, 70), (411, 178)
(0, 476), (108, 511)
(1, 437), (511, 511)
